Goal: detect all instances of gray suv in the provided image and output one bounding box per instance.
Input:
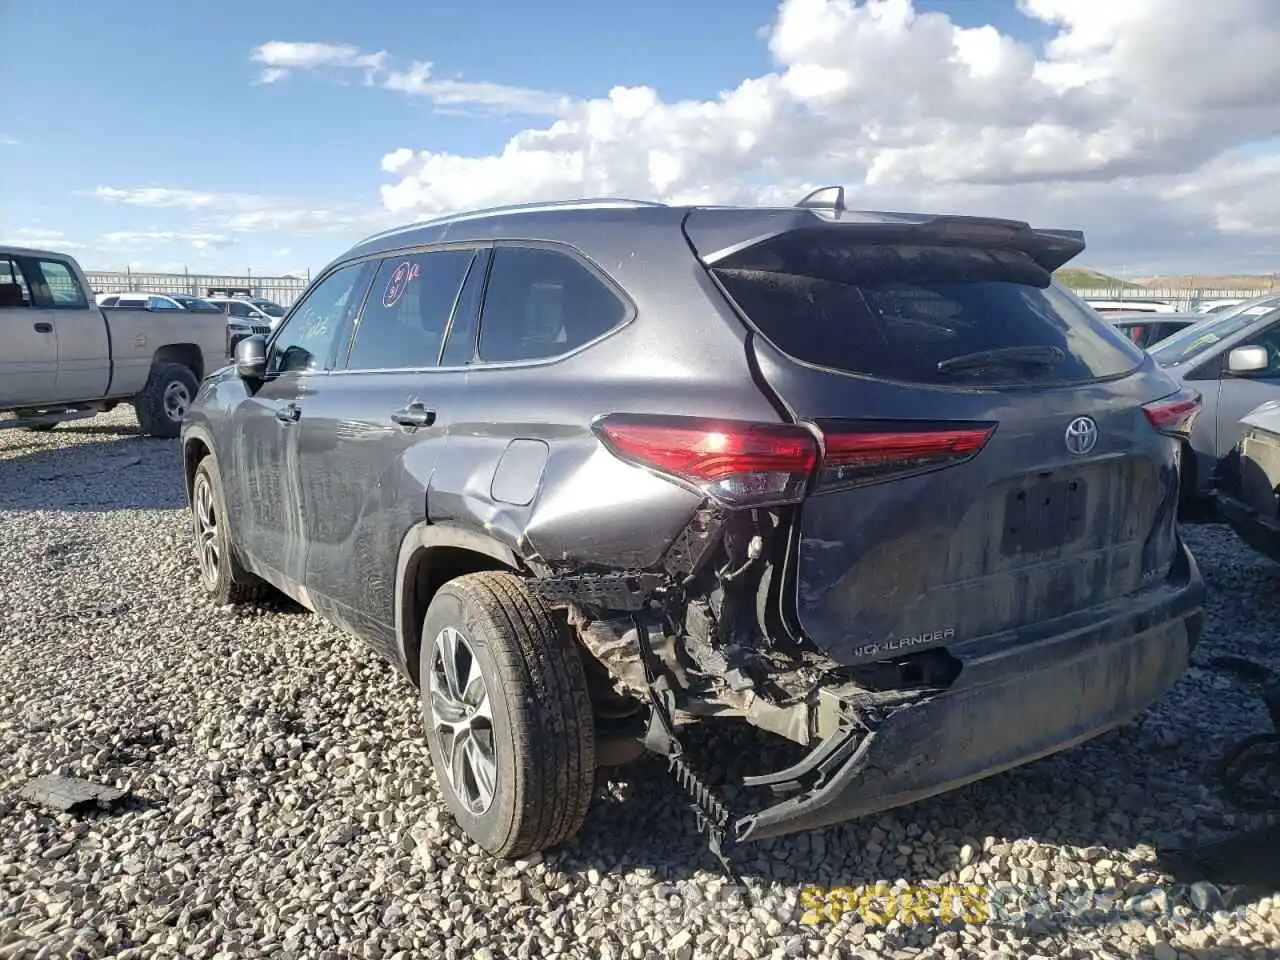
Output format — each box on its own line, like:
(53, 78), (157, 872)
(180, 191), (1207, 863)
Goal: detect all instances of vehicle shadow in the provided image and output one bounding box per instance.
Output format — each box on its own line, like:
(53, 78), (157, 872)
(0, 433), (186, 512)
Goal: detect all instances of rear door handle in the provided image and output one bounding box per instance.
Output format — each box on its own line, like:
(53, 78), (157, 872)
(276, 402), (301, 423)
(390, 404), (436, 428)
(33, 322), (53, 333)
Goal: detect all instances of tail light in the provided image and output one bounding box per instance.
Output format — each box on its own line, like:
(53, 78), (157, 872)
(1143, 387), (1202, 439)
(591, 414), (996, 508)
(815, 421), (997, 494)
(592, 414), (817, 508)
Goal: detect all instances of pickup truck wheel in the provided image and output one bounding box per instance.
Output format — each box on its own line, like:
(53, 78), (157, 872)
(419, 571), (595, 859)
(190, 455), (271, 604)
(135, 362), (199, 439)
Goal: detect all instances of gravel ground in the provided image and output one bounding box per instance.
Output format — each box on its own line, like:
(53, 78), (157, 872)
(1, 406), (1278, 960)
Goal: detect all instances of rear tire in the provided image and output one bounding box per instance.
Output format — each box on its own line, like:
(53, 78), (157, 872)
(419, 571), (596, 858)
(135, 362), (199, 439)
(190, 455), (271, 604)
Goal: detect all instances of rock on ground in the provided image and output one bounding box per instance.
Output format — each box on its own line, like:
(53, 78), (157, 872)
(1, 407), (1278, 959)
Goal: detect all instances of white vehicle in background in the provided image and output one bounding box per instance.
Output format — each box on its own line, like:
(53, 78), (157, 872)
(1083, 297), (1179, 315)
(204, 295), (284, 351)
(98, 292), (225, 314)
(1192, 297), (1251, 314)
(205, 295), (284, 329)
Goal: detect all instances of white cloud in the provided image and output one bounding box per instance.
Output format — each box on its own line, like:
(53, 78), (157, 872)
(0, 228), (86, 250)
(0, 134), (18, 146)
(249, 39), (569, 116)
(94, 186), (231, 208)
(250, 41), (387, 84)
(372, 0), (1280, 274)
(102, 230), (237, 251)
(92, 184), (392, 237)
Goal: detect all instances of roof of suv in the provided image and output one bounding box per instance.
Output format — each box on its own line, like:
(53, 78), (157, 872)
(340, 194), (1087, 271)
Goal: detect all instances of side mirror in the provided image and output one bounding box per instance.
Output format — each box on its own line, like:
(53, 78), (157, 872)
(234, 335), (268, 380)
(1227, 345), (1269, 375)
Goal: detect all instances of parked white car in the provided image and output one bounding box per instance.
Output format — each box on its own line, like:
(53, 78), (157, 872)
(205, 295), (284, 332)
(1083, 297), (1178, 315)
(1192, 297), (1251, 314)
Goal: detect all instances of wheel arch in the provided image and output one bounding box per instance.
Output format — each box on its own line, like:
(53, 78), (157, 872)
(395, 523), (542, 687)
(181, 426), (216, 501)
(153, 343), (204, 382)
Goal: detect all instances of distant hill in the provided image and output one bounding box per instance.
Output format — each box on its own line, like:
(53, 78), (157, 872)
(1130, 274), (1277, 290)
(1054, 268), (1141, 289)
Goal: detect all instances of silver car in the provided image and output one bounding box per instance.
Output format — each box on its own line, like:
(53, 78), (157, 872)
(1147, 292), (1280, 500)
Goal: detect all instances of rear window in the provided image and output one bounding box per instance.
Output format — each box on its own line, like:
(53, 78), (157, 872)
(712, 243), (1144, 386)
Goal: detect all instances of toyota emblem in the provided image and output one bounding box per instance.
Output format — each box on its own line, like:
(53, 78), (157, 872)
(1064, 416), (1098, 455)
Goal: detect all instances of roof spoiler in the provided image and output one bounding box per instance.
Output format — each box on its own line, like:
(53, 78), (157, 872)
(685, 193), (1087, 274)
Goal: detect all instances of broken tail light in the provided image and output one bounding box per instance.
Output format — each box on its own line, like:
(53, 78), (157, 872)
(592, 414), (997, 507)
(1142, 387), (1202, 439)
(814, 421), (997, 493)
(592, 413), (819, 508)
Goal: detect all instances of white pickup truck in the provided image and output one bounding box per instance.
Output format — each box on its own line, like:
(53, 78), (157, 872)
(0, 245), (230, 438)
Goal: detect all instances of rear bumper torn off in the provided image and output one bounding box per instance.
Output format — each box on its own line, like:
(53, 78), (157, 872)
(732, 540), (1204, 843)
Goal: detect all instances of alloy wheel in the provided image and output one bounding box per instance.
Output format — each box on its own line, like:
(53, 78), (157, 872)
(427, 626), (498, 815)
(192, 475), (219, 588)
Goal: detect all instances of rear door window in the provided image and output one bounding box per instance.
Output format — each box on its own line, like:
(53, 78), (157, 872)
(712, 243), (1144, 386)
(31, 259), (88, 308)
(476, 245), (628, 363)
(0, 255), (32, 307)
(345, 248), (475, 370)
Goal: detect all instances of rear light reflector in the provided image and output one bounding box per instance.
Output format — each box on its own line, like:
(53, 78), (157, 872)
(1143, 387), (1202, 438)
(816, 422), (997, 492)
(593, 413), (998, 507)
(592, 413), (818, 508)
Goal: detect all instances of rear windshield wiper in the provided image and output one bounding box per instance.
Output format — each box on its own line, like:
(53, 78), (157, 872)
(936, 344), (1066, 375)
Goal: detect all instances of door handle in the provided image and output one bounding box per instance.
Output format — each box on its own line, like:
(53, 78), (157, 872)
(33, 322), (53, 333)
(390, 404), (436, 428)
(276, 403), (301, 423)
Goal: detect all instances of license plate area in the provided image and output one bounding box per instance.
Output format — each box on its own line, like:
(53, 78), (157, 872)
(1001, 477), (1087, 556)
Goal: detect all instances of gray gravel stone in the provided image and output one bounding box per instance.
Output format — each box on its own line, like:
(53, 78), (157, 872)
(2, 406), (1278, 960)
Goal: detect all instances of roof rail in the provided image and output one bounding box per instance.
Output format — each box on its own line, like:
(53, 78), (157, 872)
(355, 197), (668, 246)
(796, 185), (846, 212)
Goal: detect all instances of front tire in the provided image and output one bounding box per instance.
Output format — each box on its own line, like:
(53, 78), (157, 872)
(419, 571), (596, 858)
(135, 362), (199, 438)
(190, 455), (270, 604)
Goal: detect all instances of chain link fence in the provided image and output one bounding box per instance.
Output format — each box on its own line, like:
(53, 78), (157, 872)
(85, 269), (312, 307)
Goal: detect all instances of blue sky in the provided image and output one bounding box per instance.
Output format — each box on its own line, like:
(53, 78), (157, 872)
(0, 0), (1048, 276)
(3, 1), (1276, 278)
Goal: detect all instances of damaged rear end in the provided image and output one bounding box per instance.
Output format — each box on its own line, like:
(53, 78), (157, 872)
(536, 202), (1207, 852)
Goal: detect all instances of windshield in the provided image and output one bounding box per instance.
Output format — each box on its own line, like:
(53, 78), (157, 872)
(1149, 297), (1280, 366)
(253, 299), (286, 316)
(170, 295), (223, 312)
